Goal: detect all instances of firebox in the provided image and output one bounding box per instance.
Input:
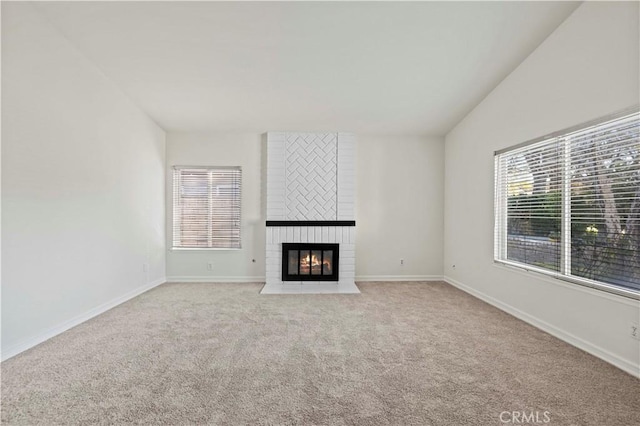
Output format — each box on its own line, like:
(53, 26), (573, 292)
(282, 243), (339, 281)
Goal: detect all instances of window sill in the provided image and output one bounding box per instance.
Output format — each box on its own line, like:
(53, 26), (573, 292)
(493, 259), (640, 302)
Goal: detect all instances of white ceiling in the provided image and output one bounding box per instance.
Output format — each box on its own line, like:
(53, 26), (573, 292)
(34, 1), (580, 135)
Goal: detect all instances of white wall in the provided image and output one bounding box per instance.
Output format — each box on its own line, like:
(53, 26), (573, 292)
(357, 135), (443, 280)
(166, 133), (444, 281)
(444, 1), (640, 376)
(165, 133), (265, 281)
(1, 3), (166, 359)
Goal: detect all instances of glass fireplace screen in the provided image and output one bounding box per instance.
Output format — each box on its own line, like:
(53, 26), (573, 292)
(282, 243), (339, 281)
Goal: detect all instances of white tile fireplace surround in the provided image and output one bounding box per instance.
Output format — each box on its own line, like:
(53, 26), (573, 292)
(261, 132), (359, 294)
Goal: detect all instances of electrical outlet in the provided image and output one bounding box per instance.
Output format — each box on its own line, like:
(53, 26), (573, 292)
(400, 259), (404, 266)
(207, 262), (214, 271)
(631, 322), (640, 340)
(142, 263), (148, 272)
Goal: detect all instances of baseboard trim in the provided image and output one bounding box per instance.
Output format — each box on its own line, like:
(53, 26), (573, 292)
(1, 277), (166, 362)
(443, 275), (640, 378)
(166, 275), (443, 283)
(166, 276), (265, 283)
(355, 275), (443, 282)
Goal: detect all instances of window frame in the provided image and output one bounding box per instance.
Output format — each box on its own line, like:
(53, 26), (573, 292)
(171, 165), (242, 251)
(494, 106), (640, 300)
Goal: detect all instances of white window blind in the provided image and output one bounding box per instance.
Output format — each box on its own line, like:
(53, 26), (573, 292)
(495, 109), (640, 298)
(172, 166), (241, 249)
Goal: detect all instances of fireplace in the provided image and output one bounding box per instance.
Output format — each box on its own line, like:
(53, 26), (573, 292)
(263, 132), (358, 294)
(282, 243), (339, 281)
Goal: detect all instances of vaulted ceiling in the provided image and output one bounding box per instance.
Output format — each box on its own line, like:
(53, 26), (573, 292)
(34, 1), (579, 135)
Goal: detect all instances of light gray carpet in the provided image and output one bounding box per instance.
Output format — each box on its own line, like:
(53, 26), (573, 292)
(1, 282), (639, 425)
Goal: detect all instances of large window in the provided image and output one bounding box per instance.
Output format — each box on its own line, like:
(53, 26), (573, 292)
(172, 166), (241, 249)
(494, 109), (640, 298)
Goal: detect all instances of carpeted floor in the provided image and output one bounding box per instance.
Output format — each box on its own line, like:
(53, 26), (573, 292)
(1, 282), (639, 425)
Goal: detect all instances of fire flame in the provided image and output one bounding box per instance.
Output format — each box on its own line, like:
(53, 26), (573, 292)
(301, 254), (331, 268)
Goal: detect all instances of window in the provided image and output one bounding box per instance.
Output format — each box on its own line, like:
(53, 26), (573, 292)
(495, 109), (640, 298)
(172, 166), (241, 249)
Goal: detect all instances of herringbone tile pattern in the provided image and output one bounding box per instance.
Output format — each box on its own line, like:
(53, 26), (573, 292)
(285, 133), (337, 220)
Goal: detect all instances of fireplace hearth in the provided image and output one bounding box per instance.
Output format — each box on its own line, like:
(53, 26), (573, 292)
(282, 243), (339, 281)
